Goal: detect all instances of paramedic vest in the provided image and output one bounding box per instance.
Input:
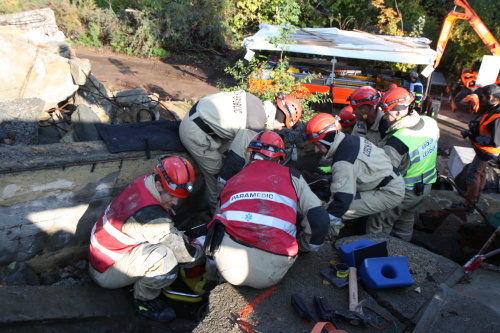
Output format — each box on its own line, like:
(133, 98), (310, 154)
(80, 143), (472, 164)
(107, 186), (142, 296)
(392, 116), (439, 187)
(89, 175), (168, 272)
(214, 160), (299, 256)
(471, 112), (500, 155)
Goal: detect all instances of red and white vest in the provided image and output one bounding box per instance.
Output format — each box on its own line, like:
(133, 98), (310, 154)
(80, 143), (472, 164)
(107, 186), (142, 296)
(211, 160), (299, 256)
(89, 175), (168, 272)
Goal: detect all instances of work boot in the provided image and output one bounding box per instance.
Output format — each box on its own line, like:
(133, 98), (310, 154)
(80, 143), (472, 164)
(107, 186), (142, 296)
(134, 297), (176, 323)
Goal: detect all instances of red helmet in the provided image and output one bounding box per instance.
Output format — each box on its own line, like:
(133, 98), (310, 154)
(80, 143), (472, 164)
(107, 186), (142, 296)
(388, 83), (398, 90)
(347, 86), (381, 107)
(276, 93), (303, 128)
(305, 113), (341, 143)
(246, 131), (285, 161)
(154, 155), (195, 198)
(379, 87), (414, 112)
(338, 106), (356, 127)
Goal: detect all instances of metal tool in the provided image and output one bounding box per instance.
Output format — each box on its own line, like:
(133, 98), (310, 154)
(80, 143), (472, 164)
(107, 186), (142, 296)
(308, 178), (329, 186)
(333, 267), (372, 327)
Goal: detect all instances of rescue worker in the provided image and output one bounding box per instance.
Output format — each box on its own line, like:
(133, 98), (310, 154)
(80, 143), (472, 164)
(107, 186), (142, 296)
(305, 113), (405, 238)
(179, 90), (302, 214)
(204, 131), (329, 289)
(366, 88), (439, 241)
(338, 105), (357, 135)
(347, 86), (387, 146)
(458, 84), (500, 211)
(88, 155), (205, 322)
(409, 72), (424, 113)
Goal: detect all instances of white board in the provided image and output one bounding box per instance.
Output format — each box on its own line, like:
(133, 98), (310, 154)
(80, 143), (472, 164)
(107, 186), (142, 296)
(242, 24), (438, 66)
(476, 55), (500, 86)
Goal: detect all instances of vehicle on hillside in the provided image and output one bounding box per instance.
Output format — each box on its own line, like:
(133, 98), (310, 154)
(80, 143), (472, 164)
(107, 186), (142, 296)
(242, 24), (439, 115)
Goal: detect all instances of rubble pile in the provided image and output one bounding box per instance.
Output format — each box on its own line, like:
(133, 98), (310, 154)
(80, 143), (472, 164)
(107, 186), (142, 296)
(0, 8), (191, 147)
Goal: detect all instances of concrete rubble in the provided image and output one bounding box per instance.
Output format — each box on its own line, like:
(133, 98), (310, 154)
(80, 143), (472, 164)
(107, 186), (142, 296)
(0, 8), (193, 147)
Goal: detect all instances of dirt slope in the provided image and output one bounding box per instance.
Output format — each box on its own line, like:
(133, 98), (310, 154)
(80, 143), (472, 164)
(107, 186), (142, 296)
(73, 45), (236, 102)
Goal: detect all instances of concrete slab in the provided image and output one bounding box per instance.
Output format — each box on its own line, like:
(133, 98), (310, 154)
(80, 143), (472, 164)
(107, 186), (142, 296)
(452, 268), (500, 316)
(193, 234), (472, 333)
(0, 285), (133, 324)
(413, 283), (500, 333)
(193, 239), (407, 333)
(334, 234), (464, 324)
(0, 285), (198, 333)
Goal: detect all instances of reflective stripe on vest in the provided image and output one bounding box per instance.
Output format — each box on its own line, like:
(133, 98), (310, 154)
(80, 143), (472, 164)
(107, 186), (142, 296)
(218, 210), (297, 239)
(472, 112), (500, 154)
(215, 160), (299, 256)
(90, 204), (141, 263)
(89, 175), (167, 272)
(220, 191), (297, 211)
(392, 116), (439, 187)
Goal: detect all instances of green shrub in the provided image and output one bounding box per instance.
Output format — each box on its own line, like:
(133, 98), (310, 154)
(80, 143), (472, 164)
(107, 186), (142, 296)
(221, 56), (330, 121)
(74, 22), (102, 46)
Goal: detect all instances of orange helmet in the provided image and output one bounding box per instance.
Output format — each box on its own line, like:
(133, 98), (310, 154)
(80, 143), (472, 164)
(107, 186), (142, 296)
(305, 113), (341, 143)
(276, 92), (303, 128)
(379, 87), (414, 112)
(347, 86), (381, 107)
(388, 83), (398, 90)
(338, 106), (356, 127)
(154, 155), (195, 198)
(461, 68), (477, 88)
(246, 131), (285, 161)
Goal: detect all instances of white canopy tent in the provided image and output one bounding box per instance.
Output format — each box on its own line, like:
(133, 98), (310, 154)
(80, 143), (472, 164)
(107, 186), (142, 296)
(242, 24), (438, 66)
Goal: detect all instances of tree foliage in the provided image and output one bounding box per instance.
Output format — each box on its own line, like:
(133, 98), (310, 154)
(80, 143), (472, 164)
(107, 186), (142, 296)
(1, 0), (499, 85)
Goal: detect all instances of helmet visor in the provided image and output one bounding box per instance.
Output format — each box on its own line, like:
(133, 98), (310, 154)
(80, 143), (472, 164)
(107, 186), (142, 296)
(379, 94), (413, 110)
(306, 122), (339, 140)
(247, 140), (285, 155)
(347, 93), (380, 106)
(339, 118), (356, 126)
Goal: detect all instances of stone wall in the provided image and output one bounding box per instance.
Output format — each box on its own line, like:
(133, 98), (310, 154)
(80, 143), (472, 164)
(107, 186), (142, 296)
(0, 142), (206, 272)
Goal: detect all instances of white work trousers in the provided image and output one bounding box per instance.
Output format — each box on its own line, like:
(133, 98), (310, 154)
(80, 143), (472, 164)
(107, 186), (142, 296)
(89, 243), (179, 301)
(211, 232), (296, 289)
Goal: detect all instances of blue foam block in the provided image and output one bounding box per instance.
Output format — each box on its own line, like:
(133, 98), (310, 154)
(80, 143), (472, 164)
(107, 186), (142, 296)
(339, 239), (376, 267)
(358, 256), (414, 290)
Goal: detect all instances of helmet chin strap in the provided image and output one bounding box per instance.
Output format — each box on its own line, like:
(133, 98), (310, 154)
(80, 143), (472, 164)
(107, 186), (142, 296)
(388, 110), (401, 121)
(319, 139), (333, 147)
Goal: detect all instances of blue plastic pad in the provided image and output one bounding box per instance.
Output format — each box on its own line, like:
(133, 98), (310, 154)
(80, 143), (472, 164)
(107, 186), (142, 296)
(339, 239), (376, 267)
(358, 256), (413, 289)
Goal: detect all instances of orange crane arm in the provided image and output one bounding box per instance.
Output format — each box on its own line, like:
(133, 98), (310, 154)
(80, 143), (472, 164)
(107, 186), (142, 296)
(434, 0), (500, 68)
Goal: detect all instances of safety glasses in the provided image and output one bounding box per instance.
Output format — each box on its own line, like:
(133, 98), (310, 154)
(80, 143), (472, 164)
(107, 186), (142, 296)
(379, 94), (413, 109)
(157, 155), (194, 193)
(339, 118), (356, 126)
(247, 140), (285, 154)
(306, 122), (339, 139)
(346, 92), (380, 106)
